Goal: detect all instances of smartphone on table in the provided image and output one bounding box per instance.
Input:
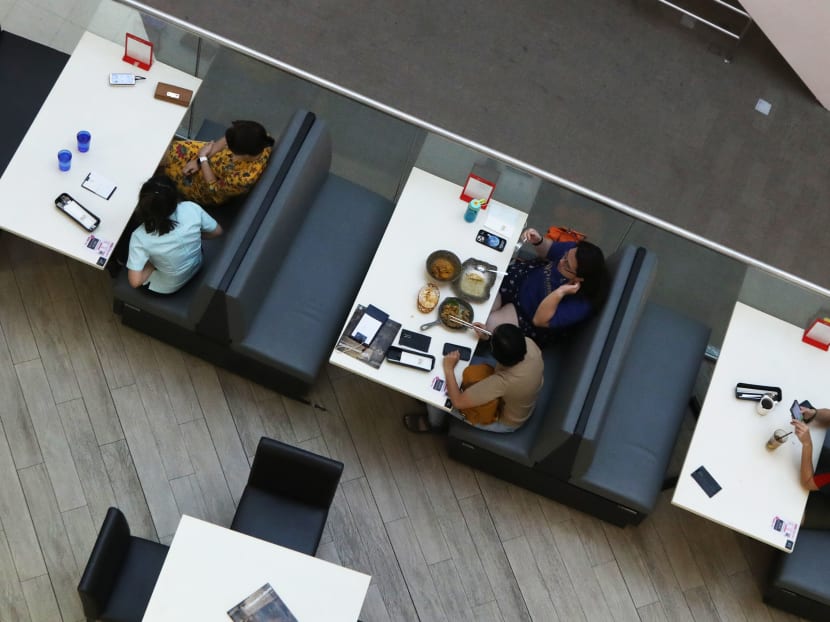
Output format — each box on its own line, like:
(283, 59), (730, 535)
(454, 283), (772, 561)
(55, 193), (100, 232)
(475, 229), (506, 252)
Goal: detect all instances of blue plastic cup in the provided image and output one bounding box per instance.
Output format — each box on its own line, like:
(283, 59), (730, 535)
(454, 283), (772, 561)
(58, 149), (72, 171)
(76, 130), (91, 152)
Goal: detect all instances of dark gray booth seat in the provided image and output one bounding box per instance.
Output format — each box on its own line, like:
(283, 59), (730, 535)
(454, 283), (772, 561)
(113, 111), (394, 397)
(766, 528), (830, 621)
(448, 246), (653, 467)
(765, 431), (830, 621)
(571, 303), (710, 514)
(446, 246), (710, 526)
(225, 121), (394, 391)
(112, 110), (315, 333)
(0, 31), (68, 174)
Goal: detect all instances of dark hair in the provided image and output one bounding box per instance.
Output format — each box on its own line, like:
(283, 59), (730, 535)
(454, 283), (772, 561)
(574, 240), (609, 308)
(491, 324), (527, 367)
(136, 175), (178, 235)
(225, 120), (274, 156)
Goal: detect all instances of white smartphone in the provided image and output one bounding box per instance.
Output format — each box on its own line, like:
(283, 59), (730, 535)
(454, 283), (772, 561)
(109, 72), (136, 86)
(55, 193), (100, 232)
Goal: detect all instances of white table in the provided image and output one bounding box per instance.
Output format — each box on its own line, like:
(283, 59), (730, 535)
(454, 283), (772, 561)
(673, 302), (829, 551)
(142, 515), (371, 621)
(329, 167), (527, 409)
(0, 31), (202, 268)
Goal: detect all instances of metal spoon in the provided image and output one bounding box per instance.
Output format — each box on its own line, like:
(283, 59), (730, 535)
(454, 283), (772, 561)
(476, 264), (507, 276)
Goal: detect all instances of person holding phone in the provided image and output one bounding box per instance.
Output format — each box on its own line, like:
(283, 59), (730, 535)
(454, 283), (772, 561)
(484, 227), (609, 346)
(791, 404), (830, 528)
(127, 175), (223, 294)
(403, 324), (543, 434)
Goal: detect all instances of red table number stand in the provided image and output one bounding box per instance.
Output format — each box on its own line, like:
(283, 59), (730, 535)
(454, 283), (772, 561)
(123, 33), (153, 71)
(460, 173), (495, 208)
(802, 317), (830, 351)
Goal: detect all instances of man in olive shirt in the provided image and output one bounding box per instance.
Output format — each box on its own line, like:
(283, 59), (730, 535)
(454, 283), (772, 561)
(404, 323), (543, 433)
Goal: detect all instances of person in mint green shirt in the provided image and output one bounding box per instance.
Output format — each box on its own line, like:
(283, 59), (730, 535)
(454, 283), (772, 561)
(127, 175), (223, 294)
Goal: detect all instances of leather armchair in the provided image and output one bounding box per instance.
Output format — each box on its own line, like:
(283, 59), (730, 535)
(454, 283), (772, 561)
(231, 436), (344, 555)
(77, 507), (168, 622)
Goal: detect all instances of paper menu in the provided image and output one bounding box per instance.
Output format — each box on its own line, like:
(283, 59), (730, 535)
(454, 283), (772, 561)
(350, 304), (389, 345)
(482, 202), (517, 237)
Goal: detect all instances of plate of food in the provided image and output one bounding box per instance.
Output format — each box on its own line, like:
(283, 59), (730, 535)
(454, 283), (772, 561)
(426, 250), (461, 282)
(452, 258), (498, 303)
(417, 282), (440, 313)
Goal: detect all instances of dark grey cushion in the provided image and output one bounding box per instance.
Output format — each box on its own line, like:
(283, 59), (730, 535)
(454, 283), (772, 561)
(771, 528), (830, 606)
(112, 110), (313, 332)
(570, 303), (710, 513)
(224, 121), (332, 343)
(230, 487), (329, 557)
(231, 173), (393, 386)
(100, 538), (168, 622)
(0, 32), (68, 174)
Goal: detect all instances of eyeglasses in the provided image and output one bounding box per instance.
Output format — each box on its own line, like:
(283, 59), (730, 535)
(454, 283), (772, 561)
(560, 251), (578, 277)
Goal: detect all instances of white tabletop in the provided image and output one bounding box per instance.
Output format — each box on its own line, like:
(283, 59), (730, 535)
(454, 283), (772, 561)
(329, 167), (527, 409)
(0, 31), (202, 268)
(672, 302), (829, 552)
(142, 515), (371, 622)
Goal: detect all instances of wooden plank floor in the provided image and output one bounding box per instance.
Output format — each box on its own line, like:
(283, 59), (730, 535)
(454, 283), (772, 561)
(0, 235), (804, 622)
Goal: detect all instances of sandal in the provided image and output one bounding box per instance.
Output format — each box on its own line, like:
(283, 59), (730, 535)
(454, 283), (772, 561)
(403, 412), (442, 434)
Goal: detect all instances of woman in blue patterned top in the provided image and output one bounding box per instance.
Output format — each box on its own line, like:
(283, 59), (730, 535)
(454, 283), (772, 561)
(484, 227), (608, 346)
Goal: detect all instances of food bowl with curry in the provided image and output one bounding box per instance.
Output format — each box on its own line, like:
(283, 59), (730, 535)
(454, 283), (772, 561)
(425, 250), (461, 282)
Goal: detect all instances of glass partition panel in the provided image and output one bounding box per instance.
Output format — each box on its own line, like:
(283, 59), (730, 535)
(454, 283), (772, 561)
(185, 43), (424, 200)
(740, 267), (830, 329)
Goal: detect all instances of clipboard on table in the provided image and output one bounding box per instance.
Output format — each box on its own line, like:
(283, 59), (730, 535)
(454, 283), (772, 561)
(81, 172), (117, 200)
(803, 317), (830, 351)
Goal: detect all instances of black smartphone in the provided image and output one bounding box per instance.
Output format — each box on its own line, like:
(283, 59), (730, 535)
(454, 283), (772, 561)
(475, 229), (506, 252)
(399, 329), (431, 353)
(55, 193), (100, 232)
(791, 400), (803, 421)
(691, 466), (721, 498)
(800, 399), (814, 410)
(442, 342), (471, 361)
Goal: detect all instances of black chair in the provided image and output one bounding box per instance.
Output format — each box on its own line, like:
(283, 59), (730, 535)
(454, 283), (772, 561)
(231, 437), (344, 555)
(77, 507), (168, 622)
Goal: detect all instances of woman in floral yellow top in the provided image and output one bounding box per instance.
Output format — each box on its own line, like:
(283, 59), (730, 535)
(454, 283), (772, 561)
(159, 120), (274, 207)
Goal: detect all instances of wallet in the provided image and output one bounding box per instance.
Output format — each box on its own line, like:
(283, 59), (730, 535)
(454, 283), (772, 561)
(154, 82), (193, 107)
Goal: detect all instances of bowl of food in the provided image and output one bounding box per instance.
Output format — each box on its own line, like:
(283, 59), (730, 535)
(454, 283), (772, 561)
(437, 297), (474, 330)
(426, 250), (461, 282)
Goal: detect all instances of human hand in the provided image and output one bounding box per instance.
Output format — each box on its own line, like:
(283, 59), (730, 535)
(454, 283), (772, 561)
(472, 322), (490, 340)
(555, 281), (581, 297)
(800, 405), (817, 421)
(183, 159), (199, 175)
(791, 419), (812, 446)
(443, 350), (460, 372)
(522, 228), (542, 245)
